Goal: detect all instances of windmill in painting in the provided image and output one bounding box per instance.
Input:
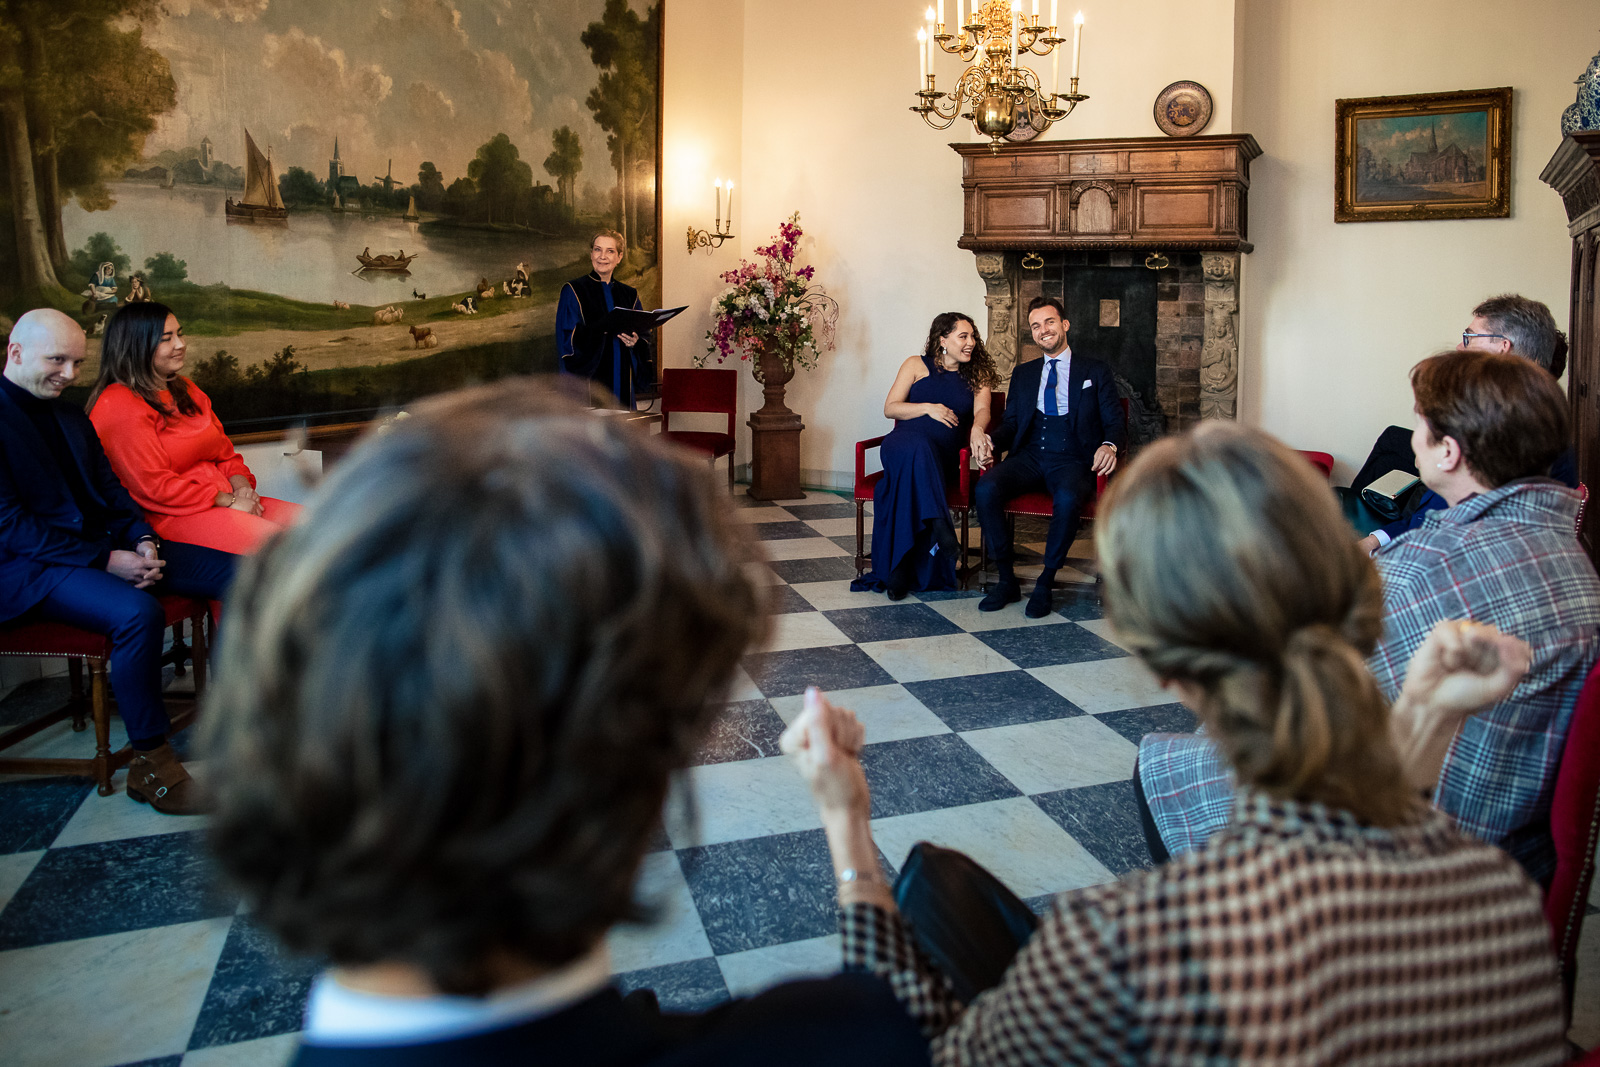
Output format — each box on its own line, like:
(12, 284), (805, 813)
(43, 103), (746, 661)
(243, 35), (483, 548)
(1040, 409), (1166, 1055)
(0, 0), (661, 430)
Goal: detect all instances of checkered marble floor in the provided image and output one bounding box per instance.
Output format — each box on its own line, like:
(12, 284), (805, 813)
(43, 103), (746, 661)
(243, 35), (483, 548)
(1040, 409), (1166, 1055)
(0, 488), (1594, 1065)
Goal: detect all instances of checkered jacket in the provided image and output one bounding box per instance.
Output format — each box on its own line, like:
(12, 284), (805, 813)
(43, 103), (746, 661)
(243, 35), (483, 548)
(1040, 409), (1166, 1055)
(842, 792), (1566, 1067)
(1138, 480), (1600, 881)
(1368, 479), (1600, 882)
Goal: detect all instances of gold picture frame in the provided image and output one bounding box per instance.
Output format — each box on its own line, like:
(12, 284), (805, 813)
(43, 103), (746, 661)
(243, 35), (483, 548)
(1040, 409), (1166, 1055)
(1335, 86), (1511, 223)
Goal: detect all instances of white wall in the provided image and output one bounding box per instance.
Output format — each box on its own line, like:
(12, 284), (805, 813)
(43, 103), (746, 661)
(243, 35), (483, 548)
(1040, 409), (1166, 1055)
(661, 0), (1237, 484)
(1235, 0), (1594, 480)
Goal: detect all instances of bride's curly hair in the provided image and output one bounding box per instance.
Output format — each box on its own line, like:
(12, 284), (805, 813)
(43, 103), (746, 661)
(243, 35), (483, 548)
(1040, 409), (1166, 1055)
(920, 311), (1001, 392)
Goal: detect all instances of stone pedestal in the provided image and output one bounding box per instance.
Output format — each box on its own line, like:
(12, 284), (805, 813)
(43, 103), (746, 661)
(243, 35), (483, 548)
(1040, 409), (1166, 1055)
(748, 349), (805, 500)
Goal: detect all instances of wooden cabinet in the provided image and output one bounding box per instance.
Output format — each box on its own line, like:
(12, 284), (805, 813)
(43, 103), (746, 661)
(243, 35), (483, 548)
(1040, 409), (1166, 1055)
(1541, 132), (1600, 567)
(955, 134), (1261, 252)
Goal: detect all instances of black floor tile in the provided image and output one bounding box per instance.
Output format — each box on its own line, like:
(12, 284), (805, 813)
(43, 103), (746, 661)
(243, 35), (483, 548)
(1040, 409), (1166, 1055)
(860, 734), (1020, 819)
(767, 557), (860, 584)
(823, 604), (963, 644)
(1052, 586), (1105, 621)
(764, 585), (815, 615)
(904, 671), (1084, 731)
(0, 831), (235, 950)
(749, 521), (820, 541)
(0, 777), (93, 854)
(1032, 781), (1153, 877)
(913, 588), (985, 602)
(695, 700), (787, 765)
(974, 624), (1125, 669)
(782, 502), (858, 520)
(615, 957), (731, 1013)
(741, 645), (894, 699)
(1093, 703), (1198, 746)
(188, 918), (319, 1050)
(677, 829), (838, 954)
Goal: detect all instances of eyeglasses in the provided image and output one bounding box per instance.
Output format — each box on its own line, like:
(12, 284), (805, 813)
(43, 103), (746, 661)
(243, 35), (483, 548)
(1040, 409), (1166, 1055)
(1461, 330), (1507, 346)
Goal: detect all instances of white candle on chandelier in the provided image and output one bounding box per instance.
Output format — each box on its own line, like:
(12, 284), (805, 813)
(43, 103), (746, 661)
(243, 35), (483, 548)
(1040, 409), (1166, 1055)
(936, 0), (944, 30)
(1050, 0), (1057, 31)
(1072, 10), (1083, 78)
(1052, 45), (1059, 96)
(1011, 0), (1019, 59)
(1032, 0), (1039, 23)
(917, 27), (927, 83)
(955, 0), (963, 29)
(714, 179), (722, 230)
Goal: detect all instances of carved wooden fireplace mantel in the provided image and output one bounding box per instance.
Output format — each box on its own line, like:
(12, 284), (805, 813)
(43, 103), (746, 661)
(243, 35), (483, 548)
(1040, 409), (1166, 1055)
(954, 134), (1261, 431)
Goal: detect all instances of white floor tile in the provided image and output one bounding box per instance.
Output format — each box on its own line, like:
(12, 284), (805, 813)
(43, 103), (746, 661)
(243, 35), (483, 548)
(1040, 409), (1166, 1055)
(716, 934), (842, 998)
(789, 580), (893, 611)
(733, 507), (795, 524)
(871, 797), (1115, 898)
(182, 1032), (300, 1067)
(758, 613), (853, 653)
(924, 597), (1069, 633)
(0, 916), (233, 1067)
(724, 665), (765, 703)
(1028, 656), (1171, 714)
(666, 757), (820, 849)
(52, 772), (209, 849)
(608, 852), (712, 973)
(960, 717), (1140, 793)
(1073, 618), (1134, 653)
(804, 517), (862, 538)
(0, 850), (44, 913)
(759, 538), (847, 561)
(858, 633), (1016, 683)
(768, 684), (950, 744)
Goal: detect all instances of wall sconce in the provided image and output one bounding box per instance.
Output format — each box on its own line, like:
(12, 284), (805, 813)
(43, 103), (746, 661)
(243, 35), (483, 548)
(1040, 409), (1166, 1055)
(686, 178), (735, 254)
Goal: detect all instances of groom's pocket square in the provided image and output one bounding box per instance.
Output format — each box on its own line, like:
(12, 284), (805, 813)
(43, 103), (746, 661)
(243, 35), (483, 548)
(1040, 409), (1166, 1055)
(1081, 379), (1092, 389)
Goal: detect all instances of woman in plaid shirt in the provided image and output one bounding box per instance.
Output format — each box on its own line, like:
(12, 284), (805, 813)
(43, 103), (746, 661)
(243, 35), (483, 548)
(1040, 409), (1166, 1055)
(783, 423), (1567, 1066)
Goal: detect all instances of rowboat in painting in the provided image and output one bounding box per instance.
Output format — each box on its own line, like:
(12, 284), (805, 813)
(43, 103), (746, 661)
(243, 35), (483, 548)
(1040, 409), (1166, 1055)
(356, 247), (418, 271)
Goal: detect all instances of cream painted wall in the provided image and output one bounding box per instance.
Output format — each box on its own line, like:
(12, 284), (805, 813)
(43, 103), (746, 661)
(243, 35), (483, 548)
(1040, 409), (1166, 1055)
(660, 0), (1238, 484)
(1235, 0), (1596, 480)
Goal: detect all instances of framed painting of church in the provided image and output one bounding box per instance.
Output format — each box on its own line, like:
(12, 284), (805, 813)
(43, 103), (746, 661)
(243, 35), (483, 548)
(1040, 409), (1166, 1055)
(1334, 86), (1512, 223)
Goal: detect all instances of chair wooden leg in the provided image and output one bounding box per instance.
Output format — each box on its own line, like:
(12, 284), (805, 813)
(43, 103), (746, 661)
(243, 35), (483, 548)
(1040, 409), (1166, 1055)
(191, 611), (208, 699)
(727, 455), (735, 490)
(855, 501), (868, 577)
(89, 659), (113, 796)
(67, 657), (87, 732)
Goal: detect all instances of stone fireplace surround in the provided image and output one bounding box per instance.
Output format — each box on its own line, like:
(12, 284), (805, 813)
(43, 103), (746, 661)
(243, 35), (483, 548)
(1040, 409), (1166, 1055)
(956, 135), (1258, 444)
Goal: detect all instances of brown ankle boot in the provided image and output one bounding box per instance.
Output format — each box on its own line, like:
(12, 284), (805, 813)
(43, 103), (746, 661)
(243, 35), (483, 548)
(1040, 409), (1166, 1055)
(125, 743), (209, 815)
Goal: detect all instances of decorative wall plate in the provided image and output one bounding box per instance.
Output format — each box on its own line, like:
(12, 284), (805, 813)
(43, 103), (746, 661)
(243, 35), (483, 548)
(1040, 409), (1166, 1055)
(1004, 95), (1046, 142)
(1154, 81), (1213, 138)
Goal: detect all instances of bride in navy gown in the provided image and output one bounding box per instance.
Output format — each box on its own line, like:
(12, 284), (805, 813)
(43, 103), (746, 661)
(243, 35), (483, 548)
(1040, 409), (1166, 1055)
(852, 312), (999, 599)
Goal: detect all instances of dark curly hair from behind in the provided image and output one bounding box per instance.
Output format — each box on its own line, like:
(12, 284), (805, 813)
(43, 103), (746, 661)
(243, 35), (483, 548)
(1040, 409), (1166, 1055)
(203, 379), (770, 995)
(921, 311), (1001, 392)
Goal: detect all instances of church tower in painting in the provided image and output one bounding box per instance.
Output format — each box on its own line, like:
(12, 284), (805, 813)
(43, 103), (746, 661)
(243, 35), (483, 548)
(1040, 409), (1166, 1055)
(328, 137), (346, 187)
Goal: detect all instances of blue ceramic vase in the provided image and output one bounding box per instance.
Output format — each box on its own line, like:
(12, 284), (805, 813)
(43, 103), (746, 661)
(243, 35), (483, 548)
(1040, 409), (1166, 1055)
(1563, 45), (1600, 135)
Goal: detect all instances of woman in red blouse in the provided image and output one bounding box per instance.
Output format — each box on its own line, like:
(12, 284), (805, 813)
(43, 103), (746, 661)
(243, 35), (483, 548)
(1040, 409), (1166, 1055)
(87, 303), (299, 555)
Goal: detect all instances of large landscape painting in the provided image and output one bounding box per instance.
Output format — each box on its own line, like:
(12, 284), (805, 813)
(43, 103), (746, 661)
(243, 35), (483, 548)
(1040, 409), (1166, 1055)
(0, 0), (661, 430)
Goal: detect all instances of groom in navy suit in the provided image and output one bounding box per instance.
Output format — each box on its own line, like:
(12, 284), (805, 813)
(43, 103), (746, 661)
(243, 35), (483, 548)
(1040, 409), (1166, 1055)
(975, 297), (1125, 617)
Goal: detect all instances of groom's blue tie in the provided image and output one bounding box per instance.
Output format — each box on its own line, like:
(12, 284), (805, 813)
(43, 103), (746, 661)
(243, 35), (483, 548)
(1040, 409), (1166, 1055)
(1044, 359), (1059, 416)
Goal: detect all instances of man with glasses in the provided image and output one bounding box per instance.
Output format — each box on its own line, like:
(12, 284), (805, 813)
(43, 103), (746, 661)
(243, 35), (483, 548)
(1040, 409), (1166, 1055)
(1357, 294), (1575, 554)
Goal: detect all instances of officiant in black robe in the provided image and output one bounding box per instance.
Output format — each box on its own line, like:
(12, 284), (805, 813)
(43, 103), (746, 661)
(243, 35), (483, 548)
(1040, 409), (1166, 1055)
(555, 230), (654, 408)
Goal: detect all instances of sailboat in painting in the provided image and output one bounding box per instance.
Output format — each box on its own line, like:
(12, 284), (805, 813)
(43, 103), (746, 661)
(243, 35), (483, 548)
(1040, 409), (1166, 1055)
(403, 195), (420, 221)
(224, 129), (288, 222)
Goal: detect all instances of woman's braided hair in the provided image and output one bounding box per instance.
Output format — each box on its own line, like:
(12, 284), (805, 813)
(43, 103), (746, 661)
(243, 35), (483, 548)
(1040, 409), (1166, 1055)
(1098, 422), (1412, 824)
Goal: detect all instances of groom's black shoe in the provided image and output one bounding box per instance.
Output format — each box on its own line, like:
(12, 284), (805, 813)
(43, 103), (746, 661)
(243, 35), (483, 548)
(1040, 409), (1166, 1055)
(1025, 582), (1055, 619)
(979, 579), (1021, 612)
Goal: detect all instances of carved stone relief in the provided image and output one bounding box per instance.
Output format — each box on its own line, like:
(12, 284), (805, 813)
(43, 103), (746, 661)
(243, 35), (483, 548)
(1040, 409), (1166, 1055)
(1199, 251), (1239, 420)
(975, 252), (1018, 376)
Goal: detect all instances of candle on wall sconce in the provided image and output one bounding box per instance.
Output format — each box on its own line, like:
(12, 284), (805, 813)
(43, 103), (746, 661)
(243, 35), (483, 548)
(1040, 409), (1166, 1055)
(687, 176), (736, 255)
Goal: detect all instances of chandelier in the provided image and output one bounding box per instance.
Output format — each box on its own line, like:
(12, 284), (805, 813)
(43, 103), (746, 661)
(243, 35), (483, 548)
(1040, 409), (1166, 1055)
(912, 0), (1087, 152)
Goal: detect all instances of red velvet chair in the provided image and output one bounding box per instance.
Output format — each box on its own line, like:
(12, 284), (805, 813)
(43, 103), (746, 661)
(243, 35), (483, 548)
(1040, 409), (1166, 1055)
(0, 595), (210, 796)
(977, 394), (1129, 588)
(659, 368), (737, 488)
(1547, 657), (1600, 1018)
(1298, 450), (1335, 481)
(855, 439), (980, 586)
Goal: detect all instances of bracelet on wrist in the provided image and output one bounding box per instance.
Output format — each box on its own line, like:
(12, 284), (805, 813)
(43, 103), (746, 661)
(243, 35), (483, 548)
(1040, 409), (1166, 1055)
(837, 867), (887, 888)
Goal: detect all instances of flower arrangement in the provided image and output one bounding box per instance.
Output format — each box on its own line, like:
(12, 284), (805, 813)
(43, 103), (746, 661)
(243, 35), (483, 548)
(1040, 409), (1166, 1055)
(699, 212), (839, 376)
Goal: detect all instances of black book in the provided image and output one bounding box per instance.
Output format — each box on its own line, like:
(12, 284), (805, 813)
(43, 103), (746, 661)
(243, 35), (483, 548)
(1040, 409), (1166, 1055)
(600, 305), (688, 334)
